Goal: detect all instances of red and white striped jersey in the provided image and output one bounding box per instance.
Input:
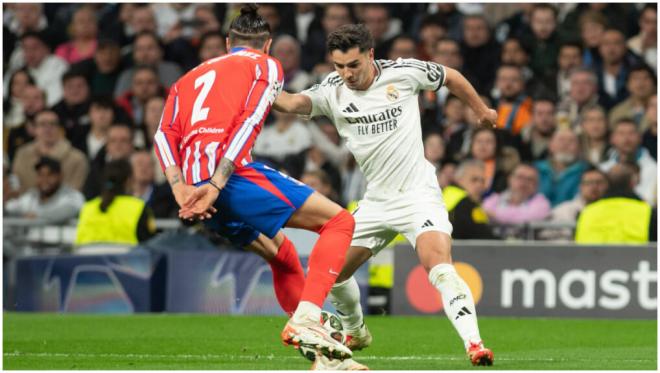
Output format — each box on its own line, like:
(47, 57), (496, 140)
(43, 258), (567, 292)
(154, 47), (284, 184)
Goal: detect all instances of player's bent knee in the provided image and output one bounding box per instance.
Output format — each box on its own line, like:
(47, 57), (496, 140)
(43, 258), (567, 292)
(416, 231), (453, 271)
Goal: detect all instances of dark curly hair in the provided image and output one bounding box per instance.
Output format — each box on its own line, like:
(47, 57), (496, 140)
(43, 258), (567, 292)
(326, 24), (374, 54)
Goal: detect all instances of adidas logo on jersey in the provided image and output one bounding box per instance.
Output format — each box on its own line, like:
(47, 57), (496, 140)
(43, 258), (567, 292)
(421, 220), (434, 228)
(342, 103), (359, 113)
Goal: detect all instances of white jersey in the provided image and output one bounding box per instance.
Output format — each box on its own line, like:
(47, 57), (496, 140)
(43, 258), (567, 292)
(302, 58), (446, 197)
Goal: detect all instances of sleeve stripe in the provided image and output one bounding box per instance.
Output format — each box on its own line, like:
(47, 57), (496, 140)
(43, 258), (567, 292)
(182, 147), (191, 183)
(154, 129), (176, 167)
(224, 59), (278, 161)
(205, 141), (220, 177)
(170, 94), (179, 127)
(192, 141), (202, 184)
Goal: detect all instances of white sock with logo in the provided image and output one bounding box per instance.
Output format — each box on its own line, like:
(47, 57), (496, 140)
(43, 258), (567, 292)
(328, 277), (364, 332)
(292, 301), (322, 325)
(428, 263), (482, 349)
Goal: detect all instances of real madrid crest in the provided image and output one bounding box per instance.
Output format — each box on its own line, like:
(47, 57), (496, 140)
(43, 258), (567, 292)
(386, 85), (399, 102)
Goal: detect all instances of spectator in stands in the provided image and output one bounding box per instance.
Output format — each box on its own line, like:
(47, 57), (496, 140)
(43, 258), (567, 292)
(519, 98), (556, 162)
(303, 145), (342, 199)
(6, 85), (45, 162)
(301, 169), (341, 205)
(123, 5), (158, 45)
(135, 96), (164, 150)
(197, 31), (226, 63)
(70, 38), (124, 97)
(483, 163), (551, 224)
(524, 4), (560, 77)
(641, 94), (656, 161)
(542, 167), (609, 241)
(446, 95), (493, 162)
(500, 38), (532, 83)
(575, 162), (656, 244)
(493, 65), (533, 136)
(257, 4), (284, 37)
(557, 67), (600, 128)
(52, 70), (91, 137)
(609, 64), (657, 129)
(467, 127), (511, 195)
(114, 32), (182, 98)
(3, 68), (35, 128)
(388, 35), (418, 60)
(55, 6), (98, 64)
(271, 35), (312, 92)
(595, 29), (642, 110)
(75, 159), (156, 247)
(443, 159), (497, 239)
(423, 132), (445, 170)
(600, 118), (657, 205)
(5, 4), (51, 71)
(545, 42), (584, 101)
(4, 157), (85, 223)
(535, 127), (588, 206)
(303, 4), (353, 71)
(577, 10), (608, 68)
(116, 65), (165, 124)
(253, 111), (312, 167)
(12, 110), (88, 193)
(84, 123), (135, 199)
(417, 14), (447, 61)
(438, 95), (467, 142)
(8, 31), (69, 106)
(70, 97), (114, 159)
(494, 4), (533, 43)
(578, 105), (610, 165)
(130, 150), (177, 218)
(431, 39), (479, 111)
(436, 161), (457, 189)
(460, 14), (500, 94)
(627, 5), (656, 72)
(362, 4), (397, 60)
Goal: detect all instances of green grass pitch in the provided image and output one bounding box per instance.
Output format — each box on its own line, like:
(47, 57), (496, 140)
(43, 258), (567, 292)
(3, 313), (656, 370)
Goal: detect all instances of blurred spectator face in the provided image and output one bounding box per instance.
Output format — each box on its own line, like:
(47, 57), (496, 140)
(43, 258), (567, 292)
(21, 85), (46, 117)
(444, 97), (465, 124)
(134, 34), (162, 66)
(627, 68), (655, 101)
(580, 18), (606, 48)
(318, 121), (340, 145)
(130, 6), (157, 34)
(301, 172), (332, 197)
(272, 36), (301, 73)
(130, 151), (155, 185)
(436, 163), (456, 189)
(496, 66), (524, 100)
(9, 70), (31, 99)
(131, 69), (159, 102)
(323, 4), (352, 32)
(199, 35), (226, 61)
(457, 164), (486, 201)
(646, 95), (657, 131)
(558, 45), (582, 72)
(144, 96), (165, 138)
(258, 5), (281, 33)
(95, 43), (121, 73)
(501, 39), (529, 66)
(471, 129), (496, 161)
(62, 76), (90, 106)
(34, 111), (62, 146)
(420, 23), (446, 55)
(388, 37), (417, 60)
(580, 108), (608, 141)
(464, 96), (492, 127)
(579, 169), (608, 203)
(70, 7), (97, 40)
(549, 128), (579, 165)
(106, 126), (134, 160)
(22, 35), (49, 68)
(569, 70), (597, 105)
(509, 164), (539, 200)
(530, 6), (556, 40)
(363, 5), (389, 42)
(599, 30), (626, 64)
(532, 100), (556, 135)
(424, 133), (445, 164)
(14, 4), (42, 32)
(463, 16), (490, 48)
(194, 6), (221, 35)
(610, 122), (641, 156)
(433, 39), (462, 69)
(36, 164), (62, 198)
(640, 7), (657, 41)
(89, 103), (114, 131)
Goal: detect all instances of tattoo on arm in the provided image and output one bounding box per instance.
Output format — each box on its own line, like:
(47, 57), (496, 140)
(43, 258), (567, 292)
(169, 174), (181, 187)
(212, 157), (235, 186)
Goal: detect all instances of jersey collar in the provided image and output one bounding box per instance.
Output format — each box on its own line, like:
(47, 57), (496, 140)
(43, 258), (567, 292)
(230, 47), (248, 53)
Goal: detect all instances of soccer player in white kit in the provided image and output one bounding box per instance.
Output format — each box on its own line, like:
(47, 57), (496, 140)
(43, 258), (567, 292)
(274, 24), (496, 366)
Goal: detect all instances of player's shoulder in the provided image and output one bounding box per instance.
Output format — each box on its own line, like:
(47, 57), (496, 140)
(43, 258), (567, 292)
(306, 71), (343, 93)
(386, 58), (441, 72)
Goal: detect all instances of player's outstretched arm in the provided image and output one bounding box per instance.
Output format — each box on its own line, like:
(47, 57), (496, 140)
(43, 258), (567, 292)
(444, 67), (498, 128)
(273, 91), (313, 116)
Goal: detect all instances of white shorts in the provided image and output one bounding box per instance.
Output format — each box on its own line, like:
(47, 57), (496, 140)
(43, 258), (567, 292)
(350, 186), (453, 255)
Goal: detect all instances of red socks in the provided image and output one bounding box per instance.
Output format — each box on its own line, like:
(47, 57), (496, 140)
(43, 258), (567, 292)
(300, 209), (355, 307)
(269, 236), (304, 317)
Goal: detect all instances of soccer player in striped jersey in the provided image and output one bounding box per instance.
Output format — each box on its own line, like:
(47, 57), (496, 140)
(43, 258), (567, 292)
(274, 24), (497, 366)
(154, 6), (354, 362)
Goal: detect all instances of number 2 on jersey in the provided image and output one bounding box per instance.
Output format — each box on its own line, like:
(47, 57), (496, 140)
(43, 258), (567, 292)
(191, 70), (216, 125)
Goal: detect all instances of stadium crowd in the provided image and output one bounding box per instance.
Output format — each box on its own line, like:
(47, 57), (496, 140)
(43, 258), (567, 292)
(2, 3), (657, 244)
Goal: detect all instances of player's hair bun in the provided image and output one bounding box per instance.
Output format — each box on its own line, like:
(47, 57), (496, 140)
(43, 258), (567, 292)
(240, 4), (259, 17)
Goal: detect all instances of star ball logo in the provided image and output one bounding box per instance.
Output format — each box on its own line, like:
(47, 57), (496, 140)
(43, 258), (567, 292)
(386, 85), (399, 101)
(405, 262), (483, 313)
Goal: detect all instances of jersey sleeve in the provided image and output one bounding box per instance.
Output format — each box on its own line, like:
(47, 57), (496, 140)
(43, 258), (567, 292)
(300, 73), (338, 118)
(153, 84), (182, 172)
(394, 58), (447, 93)
(223, 58), (283, 167)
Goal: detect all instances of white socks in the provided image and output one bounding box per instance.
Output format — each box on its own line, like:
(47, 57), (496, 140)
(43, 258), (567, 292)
(292, 301), (322, 325)
(428, 263), (482, 349)
(328, 277), (364, 332)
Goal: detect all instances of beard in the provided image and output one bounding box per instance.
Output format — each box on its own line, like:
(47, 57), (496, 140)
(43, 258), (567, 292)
(553, 152), (576, 165)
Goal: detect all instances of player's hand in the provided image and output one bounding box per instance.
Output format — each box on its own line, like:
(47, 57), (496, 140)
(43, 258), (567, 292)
(477, 108), (498, 129)
(179, 184), (220, 221)
(171, 184), (196, 209)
